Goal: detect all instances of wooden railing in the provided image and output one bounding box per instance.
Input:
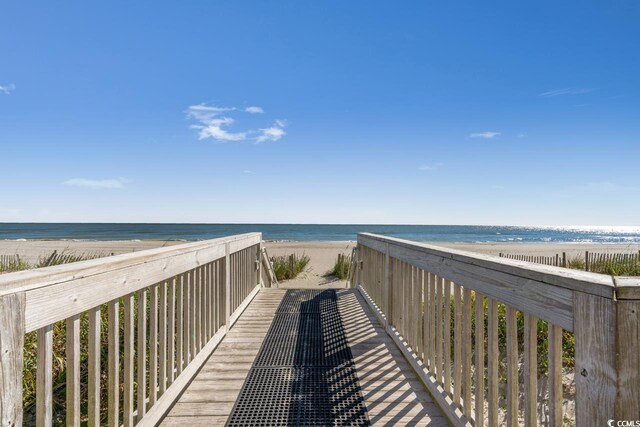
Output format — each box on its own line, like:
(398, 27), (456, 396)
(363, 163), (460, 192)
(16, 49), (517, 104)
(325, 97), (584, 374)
(354, 233), (640, 427)
(0, 233), (263, 426)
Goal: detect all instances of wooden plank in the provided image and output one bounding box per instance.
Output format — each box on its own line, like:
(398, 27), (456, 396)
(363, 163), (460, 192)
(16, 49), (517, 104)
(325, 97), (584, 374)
(435, 275), (443, 385)
(168, 277), (176, 384)
(443, 279), (452, 397)
(137, 289), (148, 419)
(474, 292), (484, 427)
(159, 281), (167, 395)
(66, 314), (81, 427)
(176, 274), (184, 374)
(548, 324), (563, 426)
(358, 233), (614, 299)
(574, 292), (616, 426)
(524, 313), (537, 427)
(150, 284), (159, 405)
(0, 233), (260, 295)
(0, 293), (25, 427)
(487, 298), (498, 427)
(124, 293), (135, 427)
(88, 306), (101, 427)
(453, 282), (462, 407)
(616, 300), (640, 419)
(107, 299), (119, 427)
(505, 305), (518, 427)
(225, 243), (231, 331)
(36, 324), (53, 427)
(461, 287), (472, 418)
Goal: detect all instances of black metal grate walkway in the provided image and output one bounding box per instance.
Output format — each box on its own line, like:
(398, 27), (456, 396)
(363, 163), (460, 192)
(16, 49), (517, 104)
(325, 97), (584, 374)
(226, 290), (370, 426)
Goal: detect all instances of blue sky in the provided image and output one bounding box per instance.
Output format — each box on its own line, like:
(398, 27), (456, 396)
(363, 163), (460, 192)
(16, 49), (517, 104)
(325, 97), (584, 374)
(1, 1), (639, 225)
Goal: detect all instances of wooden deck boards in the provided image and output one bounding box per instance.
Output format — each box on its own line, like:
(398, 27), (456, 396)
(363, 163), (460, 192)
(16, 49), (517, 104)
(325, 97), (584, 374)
(160, 288), (448, 426)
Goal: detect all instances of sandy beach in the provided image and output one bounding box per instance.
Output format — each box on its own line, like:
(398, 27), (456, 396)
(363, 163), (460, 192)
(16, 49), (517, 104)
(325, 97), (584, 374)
(2, 239), (638, 287)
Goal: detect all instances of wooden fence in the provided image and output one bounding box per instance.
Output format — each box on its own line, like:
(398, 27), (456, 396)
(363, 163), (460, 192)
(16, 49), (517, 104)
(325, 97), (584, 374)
(0, 233), (263, 426)
(499, 250), (640, 272)
(354, 233), (640, 427)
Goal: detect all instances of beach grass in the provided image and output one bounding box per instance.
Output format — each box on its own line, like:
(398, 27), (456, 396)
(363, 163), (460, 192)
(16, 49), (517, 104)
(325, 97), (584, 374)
(331, 253), (351, 280)
(270, 253), (311, 281)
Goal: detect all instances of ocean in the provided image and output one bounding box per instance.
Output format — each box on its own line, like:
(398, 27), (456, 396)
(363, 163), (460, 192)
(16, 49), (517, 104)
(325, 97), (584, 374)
(1, 223), (640, 244)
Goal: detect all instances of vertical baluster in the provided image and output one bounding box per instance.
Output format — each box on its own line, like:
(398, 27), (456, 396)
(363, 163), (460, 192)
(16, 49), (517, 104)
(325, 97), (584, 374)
(190, 269), (197, 358)
(124, 294), (134, 427)
(88, 307), (101, 427)
(453, 283), (462, 406)
(168, 277), (176, 384)
(429, 273), (437, 372)
(462, 287), (472, 418)
(107, 300), (119, 427)
(549, 324), (563, 427)
(506, 306), (519, 427)
(487, 298), (499, 427)
(184, 272), (191, 363)
(36, 324), (53, 427)
(159, 281), (167, 395)
(524, 314), (538, 427)
(435, 276), (443, 384)
(203, 264), (209, 340)
(474, 292), (485, 427)
(66, 314), (80, 427)
(443, 279), (452, 396)
(137, 289), (147, 419)
(149, 284), (158, 405)
(176, 274), (184, 375)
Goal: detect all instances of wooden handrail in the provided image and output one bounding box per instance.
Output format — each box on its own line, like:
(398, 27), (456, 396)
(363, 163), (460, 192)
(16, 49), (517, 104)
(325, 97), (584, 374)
(356, 232), (640, 427)
(0, 233), (264, 427)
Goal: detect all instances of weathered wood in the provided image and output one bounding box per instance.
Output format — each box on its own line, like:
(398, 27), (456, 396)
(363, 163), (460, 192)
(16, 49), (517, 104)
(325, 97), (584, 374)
(66, 314), (81, 427)
(524, 314), (537, 427)
(107, 299), (119, 427)
(13, 235), (260, 333)
(443, 279), (452, 397)
(359, 233), (609, 319)
(461, 287), (472, 418)
(36, 324), (53, 427)
(0, 293), (25, 427)
(616, 300), (640, 419)
(87, 307), (101, 427)
(505, 306), (518, 427)
(487, 298), (498, 427)
(159, 281), (167, 395)
(150, 284), (159, 405)
(453, 282), (462, 407)
(225, 243), (231, 331)
(168, 277), (176, 384)
(474, 292), (484, 427)
(124, 293), (135, 427)
(137, 289), (148, 419)
(548, 324), (563, 426)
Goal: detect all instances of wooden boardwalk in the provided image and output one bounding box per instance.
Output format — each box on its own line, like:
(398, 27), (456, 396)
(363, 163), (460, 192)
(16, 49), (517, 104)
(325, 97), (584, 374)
(160, 288), (447, 426)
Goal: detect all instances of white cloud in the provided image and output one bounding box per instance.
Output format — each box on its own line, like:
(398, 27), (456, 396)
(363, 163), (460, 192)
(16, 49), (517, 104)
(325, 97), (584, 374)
(187, 104), (286, 143)
(539, 88), (592, 97)
(470, 131), (501, 139)
(0, 83), (15, 95)
(64, 178), (128, 189)
(243, 170), (256, 174)
(256, 121), (286, 143)
(419, 163), (443, 171)
(245, 106), (264, 114)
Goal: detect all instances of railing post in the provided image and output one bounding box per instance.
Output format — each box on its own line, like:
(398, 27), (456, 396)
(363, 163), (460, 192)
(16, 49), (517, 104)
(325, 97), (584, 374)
(574, 283), (640, 425)
(224, 243), (231, 332)
(257, 242), (263, 287)
(0, 292), (25, 427)
(384, 242), (392, 329)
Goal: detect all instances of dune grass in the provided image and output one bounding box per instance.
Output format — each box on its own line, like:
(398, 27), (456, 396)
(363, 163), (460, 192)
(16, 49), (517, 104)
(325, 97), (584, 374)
(271, 253), (310, 281)
(331, 253), (351, 280)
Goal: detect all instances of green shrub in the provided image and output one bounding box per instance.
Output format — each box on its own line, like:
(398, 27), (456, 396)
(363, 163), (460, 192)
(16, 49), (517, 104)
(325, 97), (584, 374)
(271, 253), (310, 281)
